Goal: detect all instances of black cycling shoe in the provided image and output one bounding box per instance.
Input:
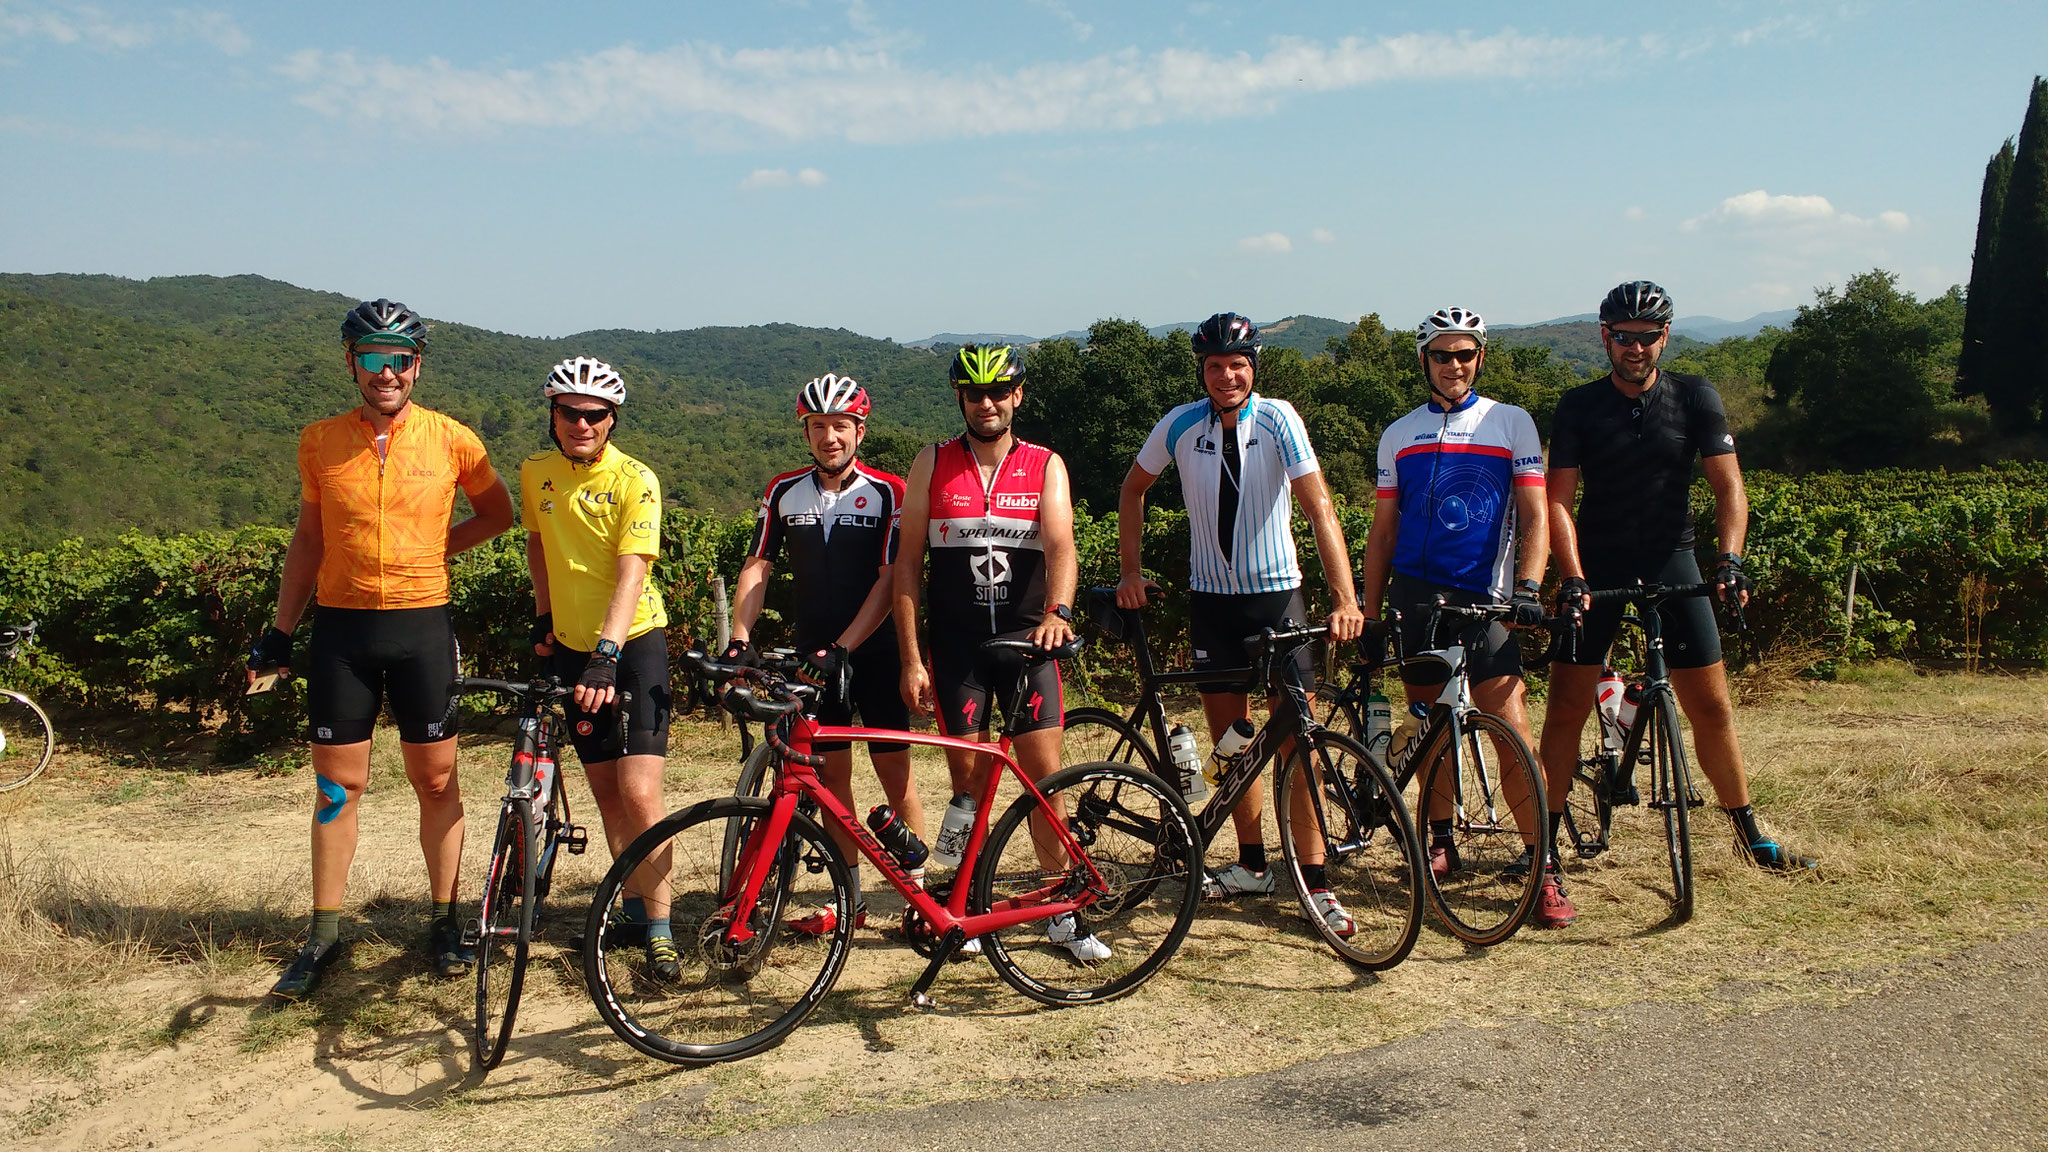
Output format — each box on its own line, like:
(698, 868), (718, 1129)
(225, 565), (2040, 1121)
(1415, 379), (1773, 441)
(431, 916), (476, 977)
(1748, 838), (1820, 873)
(1500, 845), (1537, 879)
(646, 935), (682, 982)
(568, 920), (649, 955)
(271, 939), (347, 1000)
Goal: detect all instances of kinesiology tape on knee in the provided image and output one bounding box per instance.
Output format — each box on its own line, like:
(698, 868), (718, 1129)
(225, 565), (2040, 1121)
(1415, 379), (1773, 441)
(315, 774), (350, 825)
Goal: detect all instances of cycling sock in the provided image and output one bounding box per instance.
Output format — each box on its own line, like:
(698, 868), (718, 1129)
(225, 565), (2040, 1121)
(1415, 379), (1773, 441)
(646, 917), (673, 944)
(431, 900), (452, 923)
(310, 907), (341, 948)
(1238, 842), (1268, 873)
(1301, 864), (1328, 890)
(849, 864), (862, 898)
(623, 896), (648, 924)
(1725, 804), (1764, 846)
(1547, 810), (1565, 850)
(1430, 818), (1455, 845)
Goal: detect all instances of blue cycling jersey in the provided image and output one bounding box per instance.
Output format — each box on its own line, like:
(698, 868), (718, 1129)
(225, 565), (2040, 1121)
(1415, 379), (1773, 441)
(1375, 392), (1544, 601)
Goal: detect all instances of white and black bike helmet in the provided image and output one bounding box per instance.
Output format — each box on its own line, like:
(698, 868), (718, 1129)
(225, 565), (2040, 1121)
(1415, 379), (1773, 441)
(544, 356), (626, 406)
(1415, 307), (1488, 355)
(796, 373), (872, 421)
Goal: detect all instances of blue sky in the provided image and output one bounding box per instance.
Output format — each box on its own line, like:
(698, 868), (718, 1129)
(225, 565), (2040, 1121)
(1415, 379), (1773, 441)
(3, 1), (2042, 342)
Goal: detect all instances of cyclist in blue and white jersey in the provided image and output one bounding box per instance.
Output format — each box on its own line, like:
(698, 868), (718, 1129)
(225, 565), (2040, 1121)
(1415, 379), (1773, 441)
(1115, 313), (1365, 928)
(1355, 308), (1568, 927)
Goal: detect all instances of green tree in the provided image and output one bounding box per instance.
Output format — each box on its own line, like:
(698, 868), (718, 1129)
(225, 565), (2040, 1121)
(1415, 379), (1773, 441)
(1985, 77), (2048, 430)
(1957, 138), (2015, 399)
(1018, 321), (1199, 512)
(1763, 270), (1965, 469)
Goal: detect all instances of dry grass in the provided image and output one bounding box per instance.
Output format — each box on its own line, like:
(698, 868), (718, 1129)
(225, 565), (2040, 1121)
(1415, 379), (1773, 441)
(0, 673), (2043, 1150)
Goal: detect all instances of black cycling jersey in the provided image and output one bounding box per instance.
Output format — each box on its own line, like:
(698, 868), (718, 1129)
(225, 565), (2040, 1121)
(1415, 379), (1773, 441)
(1548, 370), (1735, 560)
(749, 462), (904, 653)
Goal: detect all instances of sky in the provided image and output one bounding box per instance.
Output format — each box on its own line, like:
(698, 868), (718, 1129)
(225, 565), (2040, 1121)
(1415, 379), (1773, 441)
(3, 1), (2043, 342)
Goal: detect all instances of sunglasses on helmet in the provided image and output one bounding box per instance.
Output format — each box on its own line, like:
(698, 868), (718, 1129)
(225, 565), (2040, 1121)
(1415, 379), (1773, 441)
(353, 350), (418, 374)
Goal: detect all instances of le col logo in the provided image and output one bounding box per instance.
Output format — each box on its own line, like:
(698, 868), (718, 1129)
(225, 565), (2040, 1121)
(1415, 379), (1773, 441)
(992, 492), (1038, 513)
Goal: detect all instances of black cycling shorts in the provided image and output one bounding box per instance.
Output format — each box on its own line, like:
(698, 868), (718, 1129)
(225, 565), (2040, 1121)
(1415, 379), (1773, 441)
(306, 605), (460, 745)
(930, 628), (1064, 738)
(813, 637), (910, 755)
(1564, 549), (1724, 670)
(549, 629), (673, 763)
(1386, 573), (1522, 687)
(1190, 588), (1311, 694)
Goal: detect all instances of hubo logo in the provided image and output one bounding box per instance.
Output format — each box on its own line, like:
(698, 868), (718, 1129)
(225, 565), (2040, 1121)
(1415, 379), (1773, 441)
(971, 551), (1013, 603)
(992, 493), (1038, 513)
(577, 489), (620, 517)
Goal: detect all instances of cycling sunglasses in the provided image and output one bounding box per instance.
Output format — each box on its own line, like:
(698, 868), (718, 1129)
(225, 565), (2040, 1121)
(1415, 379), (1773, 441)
(1425, 348), (1480, 365)
(959, 383), (1018, 404)
(1605, 327), (1666, 348)
(552, 403), (615, 426)
(353, 350), (418, 374)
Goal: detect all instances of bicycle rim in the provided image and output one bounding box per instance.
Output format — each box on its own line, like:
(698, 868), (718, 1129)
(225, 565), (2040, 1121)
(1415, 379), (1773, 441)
(584, 797), (851, 1066)
(1418, 714), (1545, 947)
(1275, 730), (1424, 970)
(718, 739), (778, 893)
(1059, 708), (1164, 772)
(1650, 694), (1696, 922)
(474, 797), (535, 1071)
(1561, 726), (1616, 859)
(0, 690), (54, 793)
(970, 762), (1202, 1006)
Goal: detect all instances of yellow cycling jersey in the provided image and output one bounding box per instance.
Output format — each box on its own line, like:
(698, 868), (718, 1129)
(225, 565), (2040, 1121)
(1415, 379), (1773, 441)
(521, 446), (667, 652)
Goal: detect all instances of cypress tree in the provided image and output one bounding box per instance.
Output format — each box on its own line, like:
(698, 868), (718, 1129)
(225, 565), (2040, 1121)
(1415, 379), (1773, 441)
(1955, 139), (2013, 398)
(1987, 76), (2048, 430)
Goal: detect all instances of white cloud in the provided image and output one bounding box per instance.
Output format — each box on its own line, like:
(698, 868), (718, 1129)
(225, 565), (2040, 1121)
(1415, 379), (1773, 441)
(1237, 232), (1292, 255)
(740, 167), (827, 188)
(797, 167), (826, 186)
(1623, 205), (1646, 222)
(1681, 190), (1909, 233)
(0, 4), (247, 54)
(1310, 228), (1337, 244)
(1029, 0), (1093, 42)
(278, 30), (1632, 144)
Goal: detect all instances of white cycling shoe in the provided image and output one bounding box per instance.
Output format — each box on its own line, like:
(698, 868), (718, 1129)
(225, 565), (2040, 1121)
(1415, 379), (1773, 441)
(1203, 863), (1275, 899)
(1048, 912), (1112, 961)
(1306, 888), (1356, 938)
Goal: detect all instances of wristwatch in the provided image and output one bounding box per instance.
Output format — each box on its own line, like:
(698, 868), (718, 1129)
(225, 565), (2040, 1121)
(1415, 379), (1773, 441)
(593, 637), (622, 661)
(1514, 578), (1542, 595)
(1049, 604), (1074, 623)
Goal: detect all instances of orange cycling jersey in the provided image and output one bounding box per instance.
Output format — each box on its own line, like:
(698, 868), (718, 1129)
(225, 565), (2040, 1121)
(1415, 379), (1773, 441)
(298, 404), (498, 610)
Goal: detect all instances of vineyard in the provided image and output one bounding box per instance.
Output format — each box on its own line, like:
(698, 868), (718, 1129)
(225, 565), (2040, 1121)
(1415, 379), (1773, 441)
(0, 463), (2043, 761)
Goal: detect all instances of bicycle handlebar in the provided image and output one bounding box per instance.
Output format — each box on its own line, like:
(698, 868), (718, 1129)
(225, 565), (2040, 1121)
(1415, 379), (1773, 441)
(981, 635), (1086, 662)
(1580, 580), (1746, 632)
(452, 676), (573, 702)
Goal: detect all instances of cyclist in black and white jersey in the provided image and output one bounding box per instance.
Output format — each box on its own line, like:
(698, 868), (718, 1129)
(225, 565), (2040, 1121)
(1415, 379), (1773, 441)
(731, 374), (917, 935)
(1542, 281), (1817, 883)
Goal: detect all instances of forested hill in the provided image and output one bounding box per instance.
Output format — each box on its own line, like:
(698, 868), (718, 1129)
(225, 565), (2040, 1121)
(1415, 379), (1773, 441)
(0, 274), (957, 545)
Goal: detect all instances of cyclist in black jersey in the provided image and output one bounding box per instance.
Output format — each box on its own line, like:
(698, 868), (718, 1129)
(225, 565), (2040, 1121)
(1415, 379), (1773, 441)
(731, 375), (917, 934)
(1542, 281), (1817, 879)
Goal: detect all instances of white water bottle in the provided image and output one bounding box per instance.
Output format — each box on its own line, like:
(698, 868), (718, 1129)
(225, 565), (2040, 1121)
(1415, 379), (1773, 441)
(1363, 692), (1393, 770)
(1389, 702), (1425, 768)
(1204, 719), (1256, 786)
(930, 793), (977, 868)
(1166, 724), (1206, 802)
(1594, 668), (1626, 755)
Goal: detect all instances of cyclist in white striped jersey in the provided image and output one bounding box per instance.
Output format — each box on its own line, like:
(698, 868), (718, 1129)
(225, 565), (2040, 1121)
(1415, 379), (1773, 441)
(1115, 313), (1365, 902)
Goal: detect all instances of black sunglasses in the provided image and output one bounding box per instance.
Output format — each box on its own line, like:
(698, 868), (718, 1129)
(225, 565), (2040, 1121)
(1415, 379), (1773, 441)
(959, 383), (1018, 404)
(1606, 327), (1665, 347)
(552, 403), (614, 425)
(1426, 348), (1481, 365)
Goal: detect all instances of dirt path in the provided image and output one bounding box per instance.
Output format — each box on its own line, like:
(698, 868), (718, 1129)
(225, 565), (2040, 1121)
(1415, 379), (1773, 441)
(644, 924), (2048, 1152)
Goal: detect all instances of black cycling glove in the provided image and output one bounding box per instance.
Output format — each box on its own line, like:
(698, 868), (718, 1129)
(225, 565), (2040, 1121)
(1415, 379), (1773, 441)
(578, 653), (619, 695)
(1715, 554), (1752, 600)
(529, 612), (554, 652)
(1556, 575), (1591, 619)
(247, 627), (292, 671)
(1510, 589), (1546, 629)
(720, 637), (759, 667)
(802, 643), (849, 682)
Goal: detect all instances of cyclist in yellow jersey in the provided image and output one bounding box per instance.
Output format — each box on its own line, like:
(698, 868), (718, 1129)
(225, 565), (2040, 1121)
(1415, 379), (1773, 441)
(248, 299), (515, 1000)
(521, 357), (677, 978)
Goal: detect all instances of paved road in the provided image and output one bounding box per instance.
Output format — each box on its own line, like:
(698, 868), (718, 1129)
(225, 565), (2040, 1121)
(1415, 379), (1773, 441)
(599, 926), (2047, 1151)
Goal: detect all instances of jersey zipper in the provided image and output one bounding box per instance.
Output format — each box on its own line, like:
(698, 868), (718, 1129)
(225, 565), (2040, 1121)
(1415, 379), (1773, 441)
(972, 437), (1019, 633)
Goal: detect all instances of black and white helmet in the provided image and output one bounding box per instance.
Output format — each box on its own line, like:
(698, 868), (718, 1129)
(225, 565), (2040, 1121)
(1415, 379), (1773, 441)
(544, 356), (626, 406)
(1599, 281), (1675, 326)
(796, 374), (872, 421)
(1415, 307), (1487, 355)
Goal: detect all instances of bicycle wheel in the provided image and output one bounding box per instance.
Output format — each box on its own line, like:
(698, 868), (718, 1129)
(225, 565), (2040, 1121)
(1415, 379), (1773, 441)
(1315, 690), (1364, 743)
(1646, 691), (1697, 922)
(0, 690), (55, 793)
(1273, 729), (1425, 969)
(969, 762), (1201, 1006)
(1416, 713), (1545, 947)
(718, 738), (779, 892)
(1058, 707), (1163, 774)
(474, 797), (535, 1070)
(584, 796), (852, 1066)
(1560, 726), (1617, 859)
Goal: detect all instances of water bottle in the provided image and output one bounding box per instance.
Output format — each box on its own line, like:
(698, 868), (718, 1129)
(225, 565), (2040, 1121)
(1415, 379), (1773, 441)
(1166, 724), (1207, 802)
(1389, 702), (1426, 768)
(1363, 691), (1393, 770)
(1617, 681), (1643, 736)
(867, 805), (929, 869)
(1594, 668), (1626, 755)
(1204, 719), (1256, 786)
(930, 793), (976, 868)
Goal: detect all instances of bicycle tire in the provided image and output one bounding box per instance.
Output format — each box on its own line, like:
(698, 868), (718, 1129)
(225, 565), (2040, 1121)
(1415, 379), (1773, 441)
(584, 796), (852, 1066)
(969, 762), (1202, 1006)
(1561, 723), (1618, 859)
(1647, 690), (1697, 922)
(1416, 713), (1546, 947)
(1315, 690), (1364, 744)
(0, 689), (55, 793)
(1273, 729), (1425, 969)
(1058, 707), (1164, 774)
(474, 796), (535, 1071)
(718, 738), (779, 892)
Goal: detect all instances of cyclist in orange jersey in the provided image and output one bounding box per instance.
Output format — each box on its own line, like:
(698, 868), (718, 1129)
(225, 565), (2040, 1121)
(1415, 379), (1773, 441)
(247, 299), (515, 999)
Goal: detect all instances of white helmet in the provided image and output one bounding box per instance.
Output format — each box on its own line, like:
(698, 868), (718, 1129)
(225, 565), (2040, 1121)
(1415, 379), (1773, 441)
(1415, 307), (1488, 356)
(796, 373), (872, 421)
(544, 356), (626, 406)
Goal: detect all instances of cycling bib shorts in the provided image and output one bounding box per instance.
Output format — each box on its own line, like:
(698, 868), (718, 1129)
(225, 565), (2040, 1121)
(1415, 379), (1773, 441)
(306, 604), (460, 745)
(1189, 587), (1310, 694)
(1385, 572), (1523, 687)
(813, 639), (911, 755)
(1563, 550), (1724, 670)
(930, 629), (1064, 739)
(548, 629), (673, 763)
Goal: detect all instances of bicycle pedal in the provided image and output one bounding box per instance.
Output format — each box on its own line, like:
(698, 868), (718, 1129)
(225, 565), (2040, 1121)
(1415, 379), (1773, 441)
(563, 825), (589, 855)
(461, 918), (482, 947)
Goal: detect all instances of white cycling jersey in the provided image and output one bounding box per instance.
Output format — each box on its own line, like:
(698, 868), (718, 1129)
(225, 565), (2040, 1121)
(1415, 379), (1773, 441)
(1136, 392), (1319, 595)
